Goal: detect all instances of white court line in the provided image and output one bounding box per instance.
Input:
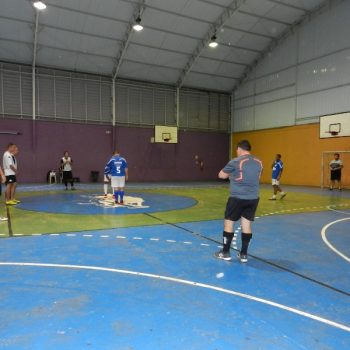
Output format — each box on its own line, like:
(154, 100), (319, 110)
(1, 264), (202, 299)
(150, 238), (159, 241)
(0, 261), (349, 333)
(327, 205), (350, 215)
(321, 217), (350, 263)
(133, 237), (143, 240)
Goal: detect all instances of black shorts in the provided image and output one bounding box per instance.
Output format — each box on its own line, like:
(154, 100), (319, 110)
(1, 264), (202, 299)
(331, 169), (341, 181)
(62, 171), (73, 181)
(5, 175), (17, 184)
(225, 197), (259, 222)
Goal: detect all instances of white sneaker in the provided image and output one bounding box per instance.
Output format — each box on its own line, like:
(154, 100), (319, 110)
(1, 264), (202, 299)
(280, 193), (287, 199)
(0, 216), (8, 221)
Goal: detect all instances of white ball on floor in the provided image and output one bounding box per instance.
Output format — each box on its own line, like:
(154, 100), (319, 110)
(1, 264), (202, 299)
(216, 272), (224, 279)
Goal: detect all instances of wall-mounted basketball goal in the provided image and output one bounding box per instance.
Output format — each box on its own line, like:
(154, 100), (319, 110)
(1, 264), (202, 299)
(151, 125), (178, 144)
(320, 112), (350, 138)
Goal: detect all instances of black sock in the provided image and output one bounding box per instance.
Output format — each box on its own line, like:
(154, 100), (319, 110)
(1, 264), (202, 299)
(223, 231), (234, 252)
(241, 232), (252, 255)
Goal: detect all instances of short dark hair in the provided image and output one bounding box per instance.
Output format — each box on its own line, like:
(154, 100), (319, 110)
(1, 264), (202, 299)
(7, 143), (15, 149)
(277, 154), (282, 158)
(334, 153), (340, 157)
(237, 140), (251, 151)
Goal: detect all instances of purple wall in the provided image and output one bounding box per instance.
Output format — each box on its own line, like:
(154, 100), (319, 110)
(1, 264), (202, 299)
(0, 118), (229, 182)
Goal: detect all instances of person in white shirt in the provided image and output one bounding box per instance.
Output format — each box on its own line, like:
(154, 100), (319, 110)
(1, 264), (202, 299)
(329, 153), (343, 190)
(0, 164), (8, 221)
(61, 151), (75, 190)
(2, 143), (19, 206)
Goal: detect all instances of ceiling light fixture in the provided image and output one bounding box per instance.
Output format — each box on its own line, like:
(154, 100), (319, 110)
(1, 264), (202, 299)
(33, 1), (47, 10)
(208, 35), (218, 48)
(133, 16), (143, 32)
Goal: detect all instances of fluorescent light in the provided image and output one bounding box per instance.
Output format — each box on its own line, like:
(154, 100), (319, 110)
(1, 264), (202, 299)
(133, 17), (143, 31)
(209, 35), (218, 48)
(33, 1), (47, 10)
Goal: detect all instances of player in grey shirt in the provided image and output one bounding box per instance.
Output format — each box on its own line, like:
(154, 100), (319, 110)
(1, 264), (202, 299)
(215, 140), (263, 263)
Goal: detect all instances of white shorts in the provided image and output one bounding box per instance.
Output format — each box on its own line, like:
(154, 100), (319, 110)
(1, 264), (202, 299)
(104, 174), (111, 182)
(272, 179), (280, 186)
(111, 176), (125, 188)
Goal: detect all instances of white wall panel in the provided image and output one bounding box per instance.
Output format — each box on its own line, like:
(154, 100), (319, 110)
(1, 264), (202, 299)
(255, 67), (296, 94)
(297, 48), (350, 94)
(232, 107), (255, 132)
(234, 96), (254, 109)
(254, 98), (295, 129)
(296, 85), (350, 119)
(255, 86), (295, 105)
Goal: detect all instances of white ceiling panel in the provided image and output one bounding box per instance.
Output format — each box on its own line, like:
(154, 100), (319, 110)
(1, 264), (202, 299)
(240, 0), (276, 17)
(275, 0), (321, 11)
(125, 45), (189, 69)
(265, 4), (305, 24)
(143, 8), (209, 39)
(46, 0), (134, 19)
(0, 0), (34, 20)
(194, 57), (246, 78)
(180, 1), (226, 23)
(38, 27), (118, 58)
(40, 5), (127, 41)
(0, 19), (33, 42)
(0, 41), (32, 64)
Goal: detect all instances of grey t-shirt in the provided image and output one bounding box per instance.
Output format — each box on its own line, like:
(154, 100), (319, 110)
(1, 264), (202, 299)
(223, 154), (263, 199)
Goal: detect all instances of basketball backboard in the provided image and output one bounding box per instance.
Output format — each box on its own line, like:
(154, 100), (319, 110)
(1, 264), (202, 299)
(320, 112), (350, 138)
(154, 125), (178, 144)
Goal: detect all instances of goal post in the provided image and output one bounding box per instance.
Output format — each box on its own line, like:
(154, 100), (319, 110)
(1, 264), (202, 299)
(321, 151), (350, 189)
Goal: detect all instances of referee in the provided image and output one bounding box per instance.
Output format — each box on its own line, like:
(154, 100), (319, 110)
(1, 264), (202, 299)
(215, 140), (263, 263)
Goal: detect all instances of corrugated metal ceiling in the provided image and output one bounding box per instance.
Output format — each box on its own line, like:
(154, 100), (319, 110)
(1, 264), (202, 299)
(0, 0), (326, 92)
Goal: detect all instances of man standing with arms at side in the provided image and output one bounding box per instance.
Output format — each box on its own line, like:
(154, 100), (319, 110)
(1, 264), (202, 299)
(105, 150), (128, 204)
(3, 143), (19, 206)
(269, 154), (286, 200)
(329, 153), (343, 190)
(215, 140), (263, 263)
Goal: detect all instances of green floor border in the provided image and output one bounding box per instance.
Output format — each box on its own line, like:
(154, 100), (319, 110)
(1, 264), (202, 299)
(1, 187), (350, 237)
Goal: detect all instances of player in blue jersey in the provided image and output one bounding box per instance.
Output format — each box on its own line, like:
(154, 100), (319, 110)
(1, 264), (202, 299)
(269, 154), (286, 200)
(104, 150), (128, 204)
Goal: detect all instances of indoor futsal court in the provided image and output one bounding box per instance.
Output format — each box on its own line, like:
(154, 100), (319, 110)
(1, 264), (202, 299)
(1, 1), (350, 350)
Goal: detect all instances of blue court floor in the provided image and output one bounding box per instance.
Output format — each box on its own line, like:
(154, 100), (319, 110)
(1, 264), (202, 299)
(0, 208), (349, 349)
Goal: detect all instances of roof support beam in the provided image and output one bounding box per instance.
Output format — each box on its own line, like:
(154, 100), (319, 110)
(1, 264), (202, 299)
(32, 9), (40, 121)
(177, 0), (247, 89)
(112, 0), (145, 80)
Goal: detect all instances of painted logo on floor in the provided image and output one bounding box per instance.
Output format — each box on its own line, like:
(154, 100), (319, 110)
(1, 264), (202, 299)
(78, 194), (150, 209)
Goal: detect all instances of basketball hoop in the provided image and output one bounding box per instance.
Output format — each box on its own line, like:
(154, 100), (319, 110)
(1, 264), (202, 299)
(162, 132), (171, 143)
(325, 130), (339, 136)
